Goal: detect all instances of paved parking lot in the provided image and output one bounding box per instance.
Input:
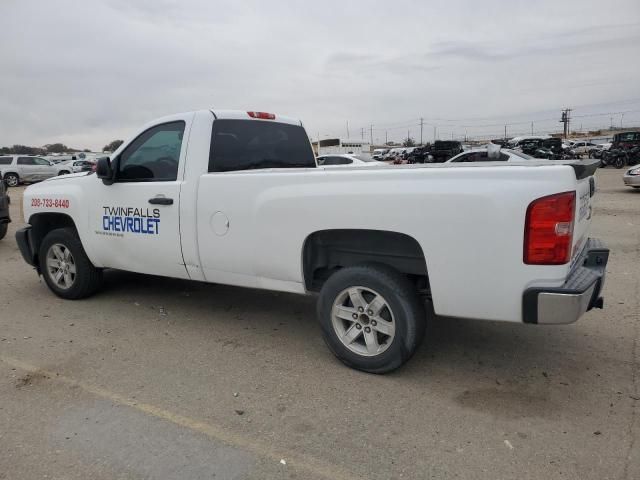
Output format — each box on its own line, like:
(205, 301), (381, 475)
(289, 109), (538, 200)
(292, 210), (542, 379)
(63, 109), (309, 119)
(0, 168), (638, 480)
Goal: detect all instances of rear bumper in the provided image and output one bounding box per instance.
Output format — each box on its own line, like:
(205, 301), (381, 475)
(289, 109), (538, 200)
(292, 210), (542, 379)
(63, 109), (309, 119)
(16, 226), (37, 268)
(523, 238), (609, 325)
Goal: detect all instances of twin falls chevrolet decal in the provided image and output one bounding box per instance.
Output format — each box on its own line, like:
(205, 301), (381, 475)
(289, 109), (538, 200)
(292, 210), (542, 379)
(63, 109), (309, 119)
(101, 206), (160, 236)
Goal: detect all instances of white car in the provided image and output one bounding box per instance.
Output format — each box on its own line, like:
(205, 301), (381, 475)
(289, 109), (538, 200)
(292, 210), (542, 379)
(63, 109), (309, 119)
(446, 148), (533, 163)
(317, 154), (385, 167)
(623, 164), (640, 189)
(0, 155), (57, 186)
(371, 148), (389, 160)
(56, 160), (95, 175)
(15, 109), (608, 373)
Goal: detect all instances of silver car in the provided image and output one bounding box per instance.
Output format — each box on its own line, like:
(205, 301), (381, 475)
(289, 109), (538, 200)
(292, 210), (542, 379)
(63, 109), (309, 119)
(623, 164), (640, 189)
(0, 155), (57, 186)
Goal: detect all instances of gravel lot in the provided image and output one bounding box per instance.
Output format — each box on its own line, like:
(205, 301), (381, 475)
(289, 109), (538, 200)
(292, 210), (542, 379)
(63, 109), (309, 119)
(0, 168), (638, 480)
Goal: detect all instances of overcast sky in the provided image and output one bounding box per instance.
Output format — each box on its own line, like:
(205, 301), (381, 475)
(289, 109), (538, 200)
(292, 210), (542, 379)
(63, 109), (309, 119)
(1, 0), (639, 149)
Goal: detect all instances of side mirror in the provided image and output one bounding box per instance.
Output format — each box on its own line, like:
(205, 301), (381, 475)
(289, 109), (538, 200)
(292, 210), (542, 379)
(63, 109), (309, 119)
(96, 157), (114, 185)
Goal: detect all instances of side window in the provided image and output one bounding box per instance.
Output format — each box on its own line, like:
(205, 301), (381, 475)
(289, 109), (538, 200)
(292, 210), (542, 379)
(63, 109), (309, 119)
(116, 121), (185, 182)
(34, 157), (50, 165)
(0, 157), (12, 165)
(18, 157), (35, 165)
(209, 119), (316, 172)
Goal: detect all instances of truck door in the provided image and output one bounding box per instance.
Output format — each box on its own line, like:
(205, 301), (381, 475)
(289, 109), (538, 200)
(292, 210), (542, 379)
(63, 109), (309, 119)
(88, 119), (190, 279)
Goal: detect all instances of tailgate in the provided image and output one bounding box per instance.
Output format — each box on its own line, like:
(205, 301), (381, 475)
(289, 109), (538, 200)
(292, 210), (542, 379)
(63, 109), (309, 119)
(569, 160), (598, 270)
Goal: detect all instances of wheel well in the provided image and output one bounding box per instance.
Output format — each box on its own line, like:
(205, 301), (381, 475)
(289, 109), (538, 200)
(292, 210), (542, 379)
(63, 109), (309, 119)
(29, 213), (77, 265)
(303, 229), (429, 292)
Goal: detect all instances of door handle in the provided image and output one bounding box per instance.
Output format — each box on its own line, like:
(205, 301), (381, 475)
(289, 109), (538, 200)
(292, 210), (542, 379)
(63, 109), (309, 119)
(148, 196), (173, 205)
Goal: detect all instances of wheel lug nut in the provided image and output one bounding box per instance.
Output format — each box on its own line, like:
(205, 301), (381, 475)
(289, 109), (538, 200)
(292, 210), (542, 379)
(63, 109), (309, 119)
(358, 307), (364, 313)
(371, 320), (377, 326)
(352, 313), (358, 319)
(355, 324), (362, 330)
(364, 327), (371, 333)
(367, 310), (373, 315)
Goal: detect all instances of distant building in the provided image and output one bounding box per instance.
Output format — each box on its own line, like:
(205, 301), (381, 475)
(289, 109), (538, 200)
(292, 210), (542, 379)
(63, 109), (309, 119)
(312, 138), (371, 156)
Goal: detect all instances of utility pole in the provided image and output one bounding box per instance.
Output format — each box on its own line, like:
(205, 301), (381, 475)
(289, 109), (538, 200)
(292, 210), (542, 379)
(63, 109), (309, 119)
(385, 130), (388, 145)
(621, 113), (625, 129)
(560, 108), (572, 139)
(407, 129), (410, 144)
(346, 121), (350, 139)
(370, 125), (373, 146)
(420, 118), (424, 145)
(531, 122), (534, 135)
(504, 125), (507, 142)
(361, 128), (364, 141)
(433, 126), (437, 142)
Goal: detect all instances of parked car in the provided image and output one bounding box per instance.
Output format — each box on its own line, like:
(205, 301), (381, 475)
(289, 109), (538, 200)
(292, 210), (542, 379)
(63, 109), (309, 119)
(430, 140), (464, 162)
(570, 141), (599, 157)
(0, 177), (10, 239)
(56, 159), (95, 175)
(518, 138), (560, 156)
(0, 155), (58, 186)
(446, 148), (533, 163)
(589, 143), (611, 159)
(371, 148), (389, 160)
(623, 164), (640, 189)
(612, 131), (640, 151)
(16, 109), (608, 373)
(317, 154), (385, 167)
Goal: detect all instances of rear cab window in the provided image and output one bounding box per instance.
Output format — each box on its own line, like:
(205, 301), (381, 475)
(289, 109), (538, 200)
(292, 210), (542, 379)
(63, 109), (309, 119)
(208, 120), (316, 172)
(0, 157), (12, 165)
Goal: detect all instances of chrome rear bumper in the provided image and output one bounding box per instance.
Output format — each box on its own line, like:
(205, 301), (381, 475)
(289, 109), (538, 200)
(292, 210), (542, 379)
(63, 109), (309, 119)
(523, 238), (608, 325)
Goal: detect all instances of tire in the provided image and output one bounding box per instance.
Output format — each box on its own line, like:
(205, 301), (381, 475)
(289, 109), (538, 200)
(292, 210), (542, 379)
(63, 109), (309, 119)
(614, 157), (625, 169)
(0, 223), (7, 240)
(58, 170), (70, 175)
(38, 227), (103, 299)
(4, 173), (19, 187)
(317, 264), (426, 373)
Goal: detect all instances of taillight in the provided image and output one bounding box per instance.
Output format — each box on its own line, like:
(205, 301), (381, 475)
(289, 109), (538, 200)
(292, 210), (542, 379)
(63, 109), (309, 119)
(247, 111), (275, 120)
(524, 191), (575, 265)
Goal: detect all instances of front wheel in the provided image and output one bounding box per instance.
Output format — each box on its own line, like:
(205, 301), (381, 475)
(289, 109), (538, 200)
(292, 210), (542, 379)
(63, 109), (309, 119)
(58, 170), (70, 175)
(39, 227), (103, 299)
(317, 264), (426, 373)
(614, 157), (626, 169)
(0, 223), (7, 240)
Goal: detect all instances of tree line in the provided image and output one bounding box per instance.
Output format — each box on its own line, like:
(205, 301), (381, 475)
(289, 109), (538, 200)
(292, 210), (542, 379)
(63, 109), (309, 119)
(0, 140), (124, 156)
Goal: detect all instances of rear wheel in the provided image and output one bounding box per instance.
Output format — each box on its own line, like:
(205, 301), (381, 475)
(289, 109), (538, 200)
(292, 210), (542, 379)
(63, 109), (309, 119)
(0, 223), (7, 240)
(4, 173), (19, 187)
(317, 264), (426, 373)
(58, 170), (70, 175)
(39, 228), (103, 299)
(614, 156), (626, 169)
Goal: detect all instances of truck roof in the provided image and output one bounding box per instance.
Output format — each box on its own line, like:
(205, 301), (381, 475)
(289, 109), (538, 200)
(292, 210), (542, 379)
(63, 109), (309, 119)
(211, 109), (303, 126)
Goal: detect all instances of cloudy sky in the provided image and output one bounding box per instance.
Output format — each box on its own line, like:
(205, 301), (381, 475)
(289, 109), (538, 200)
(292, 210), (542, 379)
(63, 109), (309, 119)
(1, 0), (639, 149)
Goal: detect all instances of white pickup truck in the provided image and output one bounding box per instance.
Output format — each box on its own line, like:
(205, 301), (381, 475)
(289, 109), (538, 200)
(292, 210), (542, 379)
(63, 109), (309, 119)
(16, 109), (609, 373)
